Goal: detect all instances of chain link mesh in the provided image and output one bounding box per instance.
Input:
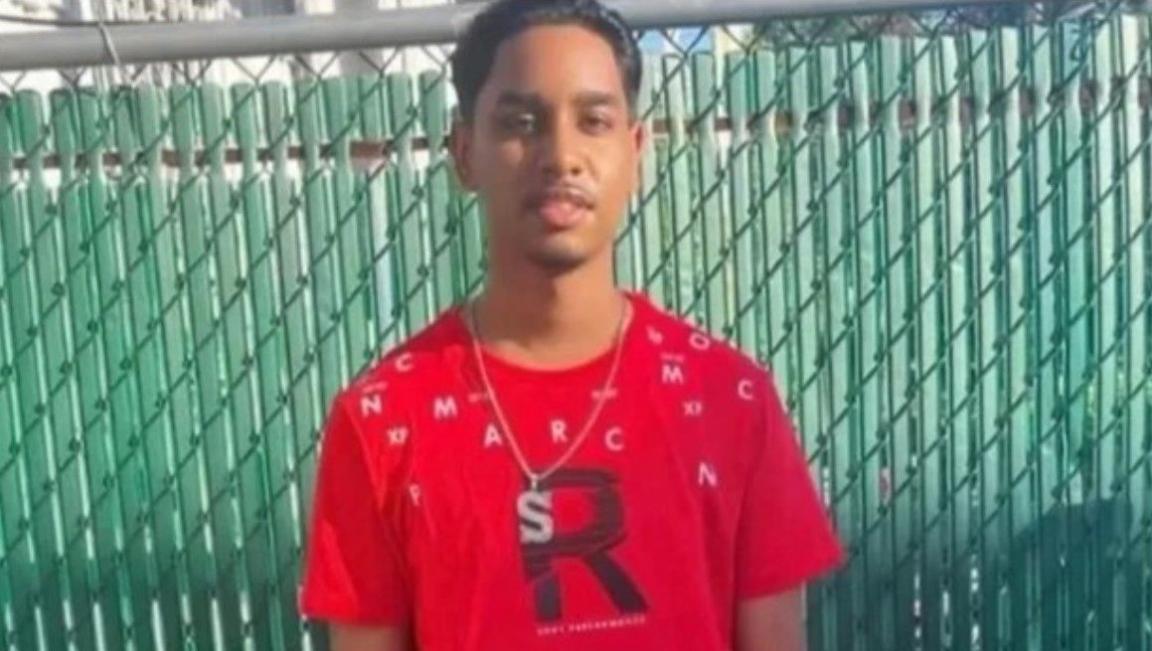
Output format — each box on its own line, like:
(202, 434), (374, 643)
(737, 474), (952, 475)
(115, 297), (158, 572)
(2, 2), (1152, 649)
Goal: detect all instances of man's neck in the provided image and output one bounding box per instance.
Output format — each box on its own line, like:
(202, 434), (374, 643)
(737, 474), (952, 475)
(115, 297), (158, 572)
(472, 257), (627, 370)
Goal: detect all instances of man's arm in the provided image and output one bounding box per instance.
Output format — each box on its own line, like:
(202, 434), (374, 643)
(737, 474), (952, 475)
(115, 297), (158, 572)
(330, 623), (411, 651)
(735, 587), (807, 651)
(300, 393), (414, 644)
(732, 372), (844, 650)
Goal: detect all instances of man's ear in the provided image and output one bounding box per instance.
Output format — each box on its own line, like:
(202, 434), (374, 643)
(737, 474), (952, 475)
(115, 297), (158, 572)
(449, 119), (476, 191)
(630, 118), (647, 153)
(629, 119), (647, 188)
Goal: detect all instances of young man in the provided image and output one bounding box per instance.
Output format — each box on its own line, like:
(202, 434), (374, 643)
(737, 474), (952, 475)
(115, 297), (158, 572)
(298, 0), (845, 649)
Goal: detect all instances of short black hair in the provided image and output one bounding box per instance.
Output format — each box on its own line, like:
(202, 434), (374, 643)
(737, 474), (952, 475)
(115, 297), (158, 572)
(450, 0), (642, 123)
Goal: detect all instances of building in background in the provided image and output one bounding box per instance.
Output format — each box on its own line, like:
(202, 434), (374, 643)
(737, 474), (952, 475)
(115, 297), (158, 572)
(0, 0), (454, 93)
(3, 0), (750, 94)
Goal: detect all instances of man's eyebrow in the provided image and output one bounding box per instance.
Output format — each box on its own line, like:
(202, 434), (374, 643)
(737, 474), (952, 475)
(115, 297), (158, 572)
(492, 90), (624, 110)
(494, 91), (543, 109)
(572, 91), (623, 109)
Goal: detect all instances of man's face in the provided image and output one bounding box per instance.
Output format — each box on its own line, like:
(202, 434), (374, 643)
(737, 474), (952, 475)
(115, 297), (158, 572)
(452, 24), (644, 273)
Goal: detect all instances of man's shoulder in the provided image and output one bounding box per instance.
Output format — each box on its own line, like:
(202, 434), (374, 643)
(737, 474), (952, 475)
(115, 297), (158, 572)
(323, 312), (465, 471)
(635, 293), (766, 381)
(338, 305), (469, 405)
(635, 294), (775, 447)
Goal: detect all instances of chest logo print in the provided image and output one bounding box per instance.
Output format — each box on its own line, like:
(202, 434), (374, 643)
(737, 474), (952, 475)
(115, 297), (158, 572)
(516, 468), (648, 623)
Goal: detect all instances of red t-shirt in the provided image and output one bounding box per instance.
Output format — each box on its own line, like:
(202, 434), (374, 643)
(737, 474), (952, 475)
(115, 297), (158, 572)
(299, 292), (844, 649)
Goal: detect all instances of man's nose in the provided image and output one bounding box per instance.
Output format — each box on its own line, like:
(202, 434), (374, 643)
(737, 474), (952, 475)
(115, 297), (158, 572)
(539, 120), (585, 178)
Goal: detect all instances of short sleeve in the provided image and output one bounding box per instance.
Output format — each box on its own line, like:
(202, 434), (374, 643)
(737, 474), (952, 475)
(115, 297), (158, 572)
(735, 373), (845, 598)
(298, 394), (410, 625)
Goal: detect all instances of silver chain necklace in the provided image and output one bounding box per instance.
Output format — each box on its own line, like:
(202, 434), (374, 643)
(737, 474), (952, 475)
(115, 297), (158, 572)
(467, 295), (631, 496)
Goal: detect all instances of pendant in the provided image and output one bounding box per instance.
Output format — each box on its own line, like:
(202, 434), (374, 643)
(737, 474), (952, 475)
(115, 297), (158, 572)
(517, 488), (554, 545)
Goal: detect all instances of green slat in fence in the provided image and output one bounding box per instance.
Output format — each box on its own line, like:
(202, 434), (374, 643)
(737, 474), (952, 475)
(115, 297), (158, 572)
(356, 73), (396, 359)
(723, 50), (755, 353)
(48, 87), (97, 651)
(2, 87), (40, 651)
(418, 70), (459, 310)
(296, 77), (340, 413)
(260, 78), (317, 648)
(690, 51), (726, 332)
(19, 85), (81, 650)
(662, 53), (695, 317)
(636, 55), (664, 305)
(169, 81), (223, 650)
(811, 40), (845, 651)
(385, 72), (429, 337)
(0, 87), (17, 649)
(324, 76), (366, 378)
(1, 7), (1151, 650)
(201, 81), (253, 650)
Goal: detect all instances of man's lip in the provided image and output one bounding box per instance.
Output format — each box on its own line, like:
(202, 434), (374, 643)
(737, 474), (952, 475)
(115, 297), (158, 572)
(526, 186), (595, 210)
(534, 197), (589, 229)
(532, 196), (592, 210)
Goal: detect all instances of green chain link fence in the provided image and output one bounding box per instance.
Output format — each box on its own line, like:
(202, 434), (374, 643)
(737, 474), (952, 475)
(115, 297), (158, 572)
(2, 2), (1151, 649)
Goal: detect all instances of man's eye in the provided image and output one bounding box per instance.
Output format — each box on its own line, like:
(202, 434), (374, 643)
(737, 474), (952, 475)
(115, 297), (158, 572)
(583, 114), (614, 132)
(501, 114), (537, 134)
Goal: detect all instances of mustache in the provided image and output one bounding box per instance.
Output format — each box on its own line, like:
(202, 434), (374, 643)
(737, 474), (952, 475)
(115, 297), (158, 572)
(524, 183), (595, 209)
